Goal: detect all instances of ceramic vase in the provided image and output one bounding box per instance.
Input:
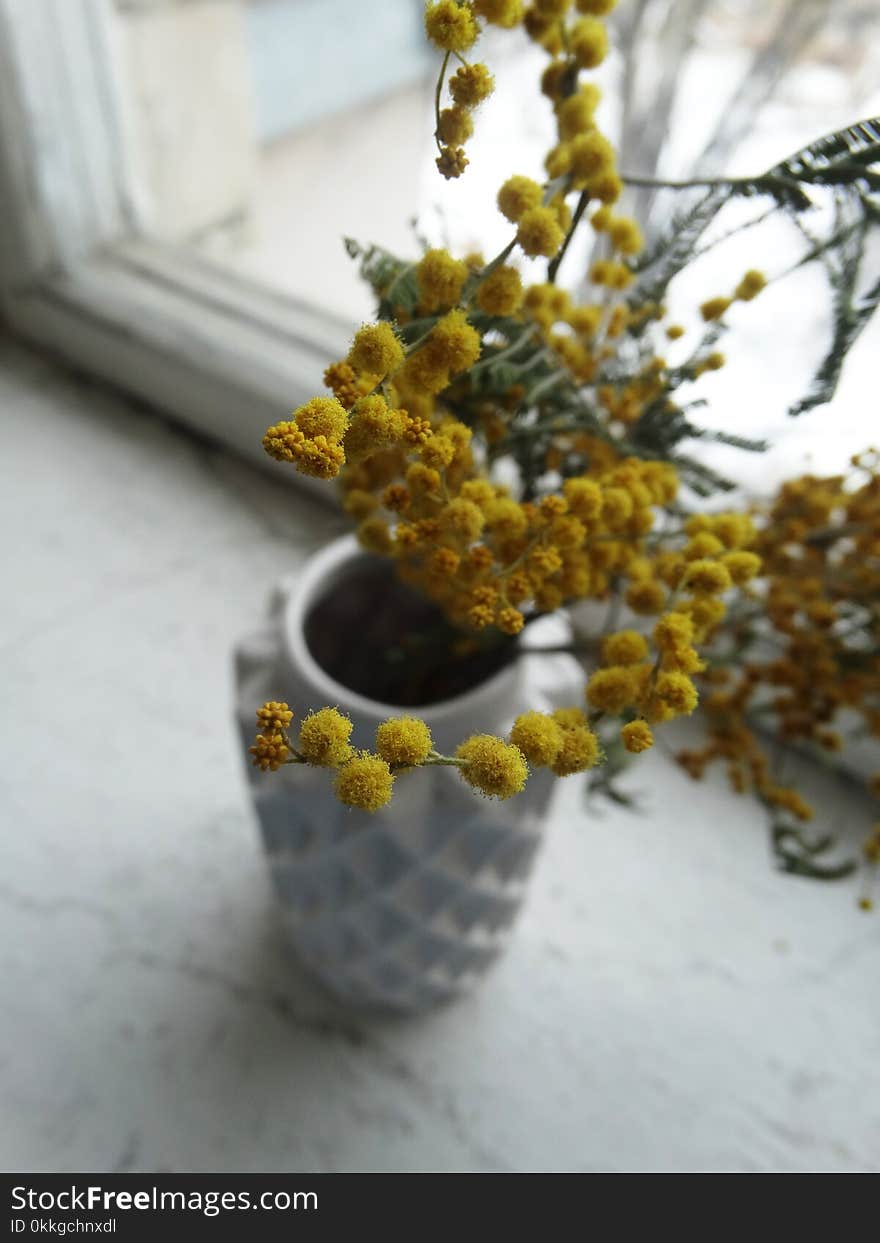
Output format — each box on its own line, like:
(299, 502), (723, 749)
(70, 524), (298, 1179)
(235, 535), (583, 1012)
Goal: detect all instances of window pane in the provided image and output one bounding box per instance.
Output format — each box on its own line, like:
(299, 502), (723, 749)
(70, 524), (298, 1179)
(114, 0), (435, 320)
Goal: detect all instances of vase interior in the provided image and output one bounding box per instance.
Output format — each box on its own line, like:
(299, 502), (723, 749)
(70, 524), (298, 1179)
(302, 550), (518, 708)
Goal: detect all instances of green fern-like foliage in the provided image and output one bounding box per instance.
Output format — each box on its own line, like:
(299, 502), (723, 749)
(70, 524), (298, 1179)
(632, 117), (880, 419)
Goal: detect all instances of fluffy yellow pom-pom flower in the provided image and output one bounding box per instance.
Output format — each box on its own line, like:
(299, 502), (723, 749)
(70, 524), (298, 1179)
(344, 395), (409, 462)
(563, 476), (603, 518)
(376, 716), (434, 767)
(608, 216), (644, 257)
(476, 265), (524, 316)
(293, 396), (349, 442)
(591, 205), (612, 232)
(437, 105), (474, 147)
(335, 753), (394, 812)
(497, 175), (544, 223)
(621, 720), (653, 754)
(590, 171), (623, 204)
(684, 532), (725, 561)
(347, 322), (405, 378)
(298, 707), (354, 767)
(456, 735), (529, 799)
(417, 248), (469, 311)
(653, 612), (695, 652)
(602, 630), (649, 666)
(684, 559), (732, 595)
(653, 672), (698, 716)
(587, 666), (638, 713)
(550, 720), (602, 776)
(398, 347), (450, 396)
(429, 309), (482, 373)
(722, 551), (762, 585)
(569, 130), (616, 189)
(516, 206), (565, 258)
(510, 711), (564, 766)
(424, 0), (479, 52)
(626, 579), (667, 615)
(570, 16), (609, 68)
(421, 433), (457, 470)
(438, 497), (486, 541)
(449, 62), (495, 107)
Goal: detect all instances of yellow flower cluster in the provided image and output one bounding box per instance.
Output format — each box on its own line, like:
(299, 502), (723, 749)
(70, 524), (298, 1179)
(249, 701), (536, 809)
(455, 734), (528, 798)
(566, 510), (760, 753)
(255, 701), (294, 732)
(700, 269), (767, 322)
(342, 441), (687, 636)
(263, 303), (484, 478)
(334, 434), (762, 768)
(677, 455), (880, 847)
(424, 4), (497, 178)
(510, 708), (602, 776)
(310, 304), (769, 768)
(262, 397), (349, 480)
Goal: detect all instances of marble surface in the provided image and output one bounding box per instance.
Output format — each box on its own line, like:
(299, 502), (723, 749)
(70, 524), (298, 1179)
(1, 340), (878, 1173)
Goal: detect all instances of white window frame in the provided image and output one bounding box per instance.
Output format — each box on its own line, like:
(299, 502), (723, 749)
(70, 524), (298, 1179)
(0, 0), (348, 493)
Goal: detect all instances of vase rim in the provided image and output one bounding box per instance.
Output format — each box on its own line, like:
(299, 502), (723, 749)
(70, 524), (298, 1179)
(283, 534), (522, 724)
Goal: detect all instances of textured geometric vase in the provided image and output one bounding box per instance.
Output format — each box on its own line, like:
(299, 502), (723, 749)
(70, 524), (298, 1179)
(234, 536), (583, 1013)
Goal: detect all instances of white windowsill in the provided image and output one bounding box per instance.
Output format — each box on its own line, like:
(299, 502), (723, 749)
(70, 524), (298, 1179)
(7, 238), (350, 489)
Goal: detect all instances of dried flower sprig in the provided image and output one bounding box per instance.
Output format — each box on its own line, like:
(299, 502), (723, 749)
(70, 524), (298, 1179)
(249, 701), (602, 812)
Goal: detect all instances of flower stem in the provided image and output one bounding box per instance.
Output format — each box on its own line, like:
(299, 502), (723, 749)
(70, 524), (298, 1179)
(548, 189), (590, 284)
(434, 51), (451, 153)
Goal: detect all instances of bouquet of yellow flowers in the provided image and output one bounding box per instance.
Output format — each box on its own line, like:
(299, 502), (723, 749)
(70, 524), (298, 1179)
(247, 0), (880, 902)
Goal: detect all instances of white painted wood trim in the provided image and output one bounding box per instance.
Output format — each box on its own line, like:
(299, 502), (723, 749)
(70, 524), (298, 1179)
(0, 0), (351, 500)
(7, 240), (350, 500)
(0, 3), (59, 286)
(0, 0), (137, 286)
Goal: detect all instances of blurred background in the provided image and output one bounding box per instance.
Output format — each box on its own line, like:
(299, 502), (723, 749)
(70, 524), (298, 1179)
(1, 0), (879, 1174)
